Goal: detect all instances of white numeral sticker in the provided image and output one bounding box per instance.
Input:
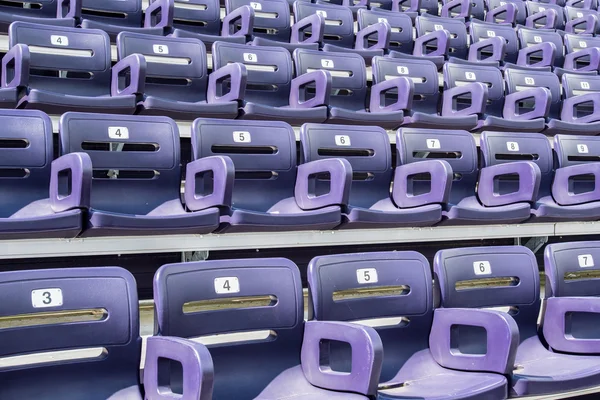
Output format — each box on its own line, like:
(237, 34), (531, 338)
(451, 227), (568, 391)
(243, 53), (257, 63)
(578, 254), (594, 268)
(525, 77), (535, 85)
(578, 144), (589, 154)
(357, 268), (378, 284)
(316, 10), (327, 17)
(434, 24), (444, 31)
(427, 138), (441, 149)
(500, 1), (506, 5)
(335, 135), (351, 146)
(580, 41), (588, 48)
(378, 17), (388, 23)
(577, 11), (583, 17)
(397, 66), (409, 75)
(507, 141), (519, 152)
(487, 30), (496, 37)
(250, 1), (262, 9)
(32, 288), (63, 308)
(214, 277), (240, 294)
(233, 131), (251, 143)
(321, 59), (334, 68)
(534, 35), (542, 43)
(581, 81), (591, 90)
(474, 261), (492, 275)
(108, 127), (129, 139)
(51, 35), (68, 46)
(153, 44), (168, 54)
(538, 6), (546, 11)
(465, 71), (476, 80)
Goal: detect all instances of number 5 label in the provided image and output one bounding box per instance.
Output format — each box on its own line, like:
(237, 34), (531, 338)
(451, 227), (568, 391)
(233, 131), (251, 143)
(357, 268), (378, 284)
(473, 261), (491, 275)
(32, 288), (63, 308)
(578, 254), (594, 268)
(214, 277), (240, 294)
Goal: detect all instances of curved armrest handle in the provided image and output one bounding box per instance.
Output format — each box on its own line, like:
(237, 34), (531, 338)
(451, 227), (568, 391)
(565, 15), (598, 35)
(290, 70), (331, 109)
(369, 76), (413, 113)
(2, 43), (29, 89)
(50, 153), (92, 213)
(441, 0), (471, 18)
(185, 156), (234, 211)
(295, 158), (352, 210)
(301, 320), (383, 396)
(292, 14), (325, 44)
(144, 336), (214, 400)
(477, 162), (541, 206)
(429, 308), (519, 375)
(525, 9), (558, 29)
(393, 160), (453, 208)
(442, 82), (489, 117)
(57, 0), (81, 19)
(503, 87), (551, 120)
(355, 21), (391, 51)
(552, 163), (600, 205)
(111, 54), (146, 96)
(207, 63), (247, 103)
(561, 93), (600, 123)
(468, 36), (506, 63)
(414, 29), (450, 58)
(144, 0), (174, 29)
(543, 297), (600, 354)
(564, 48), (600, 73)
(222, 5), (254, 38)
(486, 3), (517, 25)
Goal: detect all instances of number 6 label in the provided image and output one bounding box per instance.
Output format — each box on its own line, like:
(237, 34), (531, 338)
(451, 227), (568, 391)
(32, 288), (63, 308)
(214, 277), (240, 294)
(473, 261), (491, 275)
(578, 254), (594, 268)
(357, 268), (378, 284)
(335, 135), (350, 146)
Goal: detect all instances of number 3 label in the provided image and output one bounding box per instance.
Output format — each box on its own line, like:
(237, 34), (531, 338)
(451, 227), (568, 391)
(578, 254), (594, 268)
(473, 261), (491, 275)
(357, 268), (378, 284)
(31, 288), (63, 308)
(214, 277), (240, 294)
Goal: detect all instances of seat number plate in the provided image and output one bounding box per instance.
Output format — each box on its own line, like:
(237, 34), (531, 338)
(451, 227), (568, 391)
(357, 268), (378, 284)
(335, 135), (350, 146)
(427, 138), (440, 149)
(233, 131), (251, 143)
(32, 288), (63, 308)
(243, 53), (257, 63)
(578, 254), (594, 268)
(153, 44), (169, 54)
(507, 141), (519, 151)
(474, 261), (492, 275)
(214, 277), (240, 294)
(109, 127), (129, 139)
(578, 144), (589, 154)
(51, 35), (69, 46)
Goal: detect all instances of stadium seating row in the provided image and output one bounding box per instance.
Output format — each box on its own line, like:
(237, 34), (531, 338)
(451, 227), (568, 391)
(3, 242), (600, 399)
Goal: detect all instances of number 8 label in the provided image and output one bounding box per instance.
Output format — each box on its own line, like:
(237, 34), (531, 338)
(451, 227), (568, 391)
(473, 261), (491, 275)
(356, 268), (378, 284)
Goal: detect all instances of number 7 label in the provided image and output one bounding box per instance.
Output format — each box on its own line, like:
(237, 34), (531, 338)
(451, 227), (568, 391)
(578, 254), (594, 268)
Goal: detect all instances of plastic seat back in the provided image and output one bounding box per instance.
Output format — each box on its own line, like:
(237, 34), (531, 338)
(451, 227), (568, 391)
(294, 49), (367, 111)
(518, 26), (564, 66)
(526, 1), (565, 28)
(154, 258), (303, 399)
(81, 0), (144, 27)
(0, 0), (59, 18)
(293, 1), (354, 48)
(434, 245), (541, 340)
(300, 124), (392, 208)
(117, 32), (209, 103)
(564, 33), (600, 53)
(397, 129), (478, 206)
(416, 15), (468, 59)
(545, 241), (600, 300)
(9, 22), (112, 97)
(308, 251), (433, 382)
(488, 0), (527, 23)
(357, 8), (413, 54)
(372, 56), (439, 115)
(192, 119), (297, 212)
(0, 110), (53, 218)
(0, 267), (140, 400)
(562, 73), (600, 100)
(554, 135), (600, 196)
(170, 0), (221, 35)
(227, 0), (290, 41)
(59, 113), (180, 215)
(213, 42), (293, 107)
(470, 19), (519, 63)
(504, 66), (561, 119)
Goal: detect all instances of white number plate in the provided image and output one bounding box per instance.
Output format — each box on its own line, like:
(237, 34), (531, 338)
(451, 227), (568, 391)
(108, 127), (129, 139)
(243, 53), (257, 63)
(321, 59), (334, 68)
(357, 268), (378, 284)
(578, 144), (589, 154)
(507, 142), (519, 152)
(214, 277), (240, 294)
(153, 44), (168, 54)
(233, 131), (251, 143)
(427, 139), (441, 149)
(335, 135), (350, 146)
(474, 261), (492, 275)
(32, 288), (63, 308)
(51, 35), (68, 46)
(578, 254), (594, 268)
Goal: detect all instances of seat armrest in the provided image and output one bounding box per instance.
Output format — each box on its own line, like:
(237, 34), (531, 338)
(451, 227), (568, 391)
(468, 37), (506, 63)
(144, 336), (214, 400)
(565, 15), (598, 35)
(57, 0), (81, 19)
(295, 159), (352, 211)
(2, 44), (30, 89)
(301, 320), (383, 396)
(291, 14), (324, 44)
(442, 82), (488, 117)
(441, 0), (471, 18)
(207, 63), (248, 103)
(111, 54), (146, 96)
(185, 156), (234, 212)
(429, 308), (519, 375)
(564, 48), (600, 73)
(393, 160), (453, 208)
(290, 70), (331, 109)
(503, 87), (551, 120)
(543, 297), (600, 354)
(477, 162), (541, 207)
(517, 42), (556, 68)
(355, 21), (391, 51)
(485, 2), (517, 24)
(370, 76), (413, 113)
(525, 9), (558, 29)
(552, 163), (600, 205)
(222, 5), (254, 38)
(50, 153), (92, 213)
(144, 0), (174, 29)
(561, 92), (600, 123)
(414, 29), (450, 58)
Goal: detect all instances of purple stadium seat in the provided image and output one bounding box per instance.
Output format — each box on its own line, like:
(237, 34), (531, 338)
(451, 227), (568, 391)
(154, 258), (383, 399)
(0, 0), (76, 33)
(564, 33), (600, 54)
(357, 8), (414, 55)
(115, 32), (241, 120)
(293, 49), (406, 128)
(442, 0), (486, 20)
(398, 128), (539, 225)
(192, 118), (351, 232)
(211, 41), (328, 125)
(487, 0), (527, 24)
(564, 6), (599, 34)
(393, 0), (438, 15)
(525, 1), (565, 29)
(308, 251), (517, 399)
(2, 22), (137, 114)
(415, 14), (469, 60)
(436, 245), (600, 397)
(59, 112), (227, 236)
(300, 124), (452, 228)
(469, 19), (519, 64)
(517, 26), (564, 67)
(0, 266), (213, 400)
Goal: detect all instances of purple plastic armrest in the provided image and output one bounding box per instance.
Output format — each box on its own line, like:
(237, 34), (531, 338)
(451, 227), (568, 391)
(414, 30), (450, 58)
(301, 320), (383, 396)
(295, 158), (352, 211)
(291, 14), (325, 44)
(2, 44), (29, 89)
(543, 297), (600, 354)
(552, 163), (600, 205)
(565, 15), (598, 35)
(486, 3), (517, 24)
(369, 76), (413, 113)
(50, 152), (92, 213)
(222, 5), (254, 38)
(517, 42), (556, 68)
(207, 63), (248, 103)
(525, 9), (558, 29)
(562, 93), (600, 123)
(468, 37), (506, 63)
(441, 0), (471, 18)
(144, 0), (174, 29)
(430, 308), (519, 374)
(355, 21), (391, 51)
(392, 0), (420, 12)
(111, 54), (146, 96)
(144, 336), (214, 400)
(442, 82), (489, 117)
(56, 0), (81, 19)
(504, 87), (551, 120)
(393, 159), (453, 208)
(564, 48), (600, 73)
(185, 156), (234, 212)
(289, 70), (331, 109)
(477, 162), (541, 206)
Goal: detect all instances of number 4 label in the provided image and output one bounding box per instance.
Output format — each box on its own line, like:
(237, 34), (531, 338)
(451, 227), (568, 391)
(108, 127), (129, 139)
(32, 288), (63, 308)
(579, 254), (594, 268)
(214, 277), (240, 294)
(51, 35), (69, 46)
(474, 261), (491, 275)
(357, 268), (378, 284)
